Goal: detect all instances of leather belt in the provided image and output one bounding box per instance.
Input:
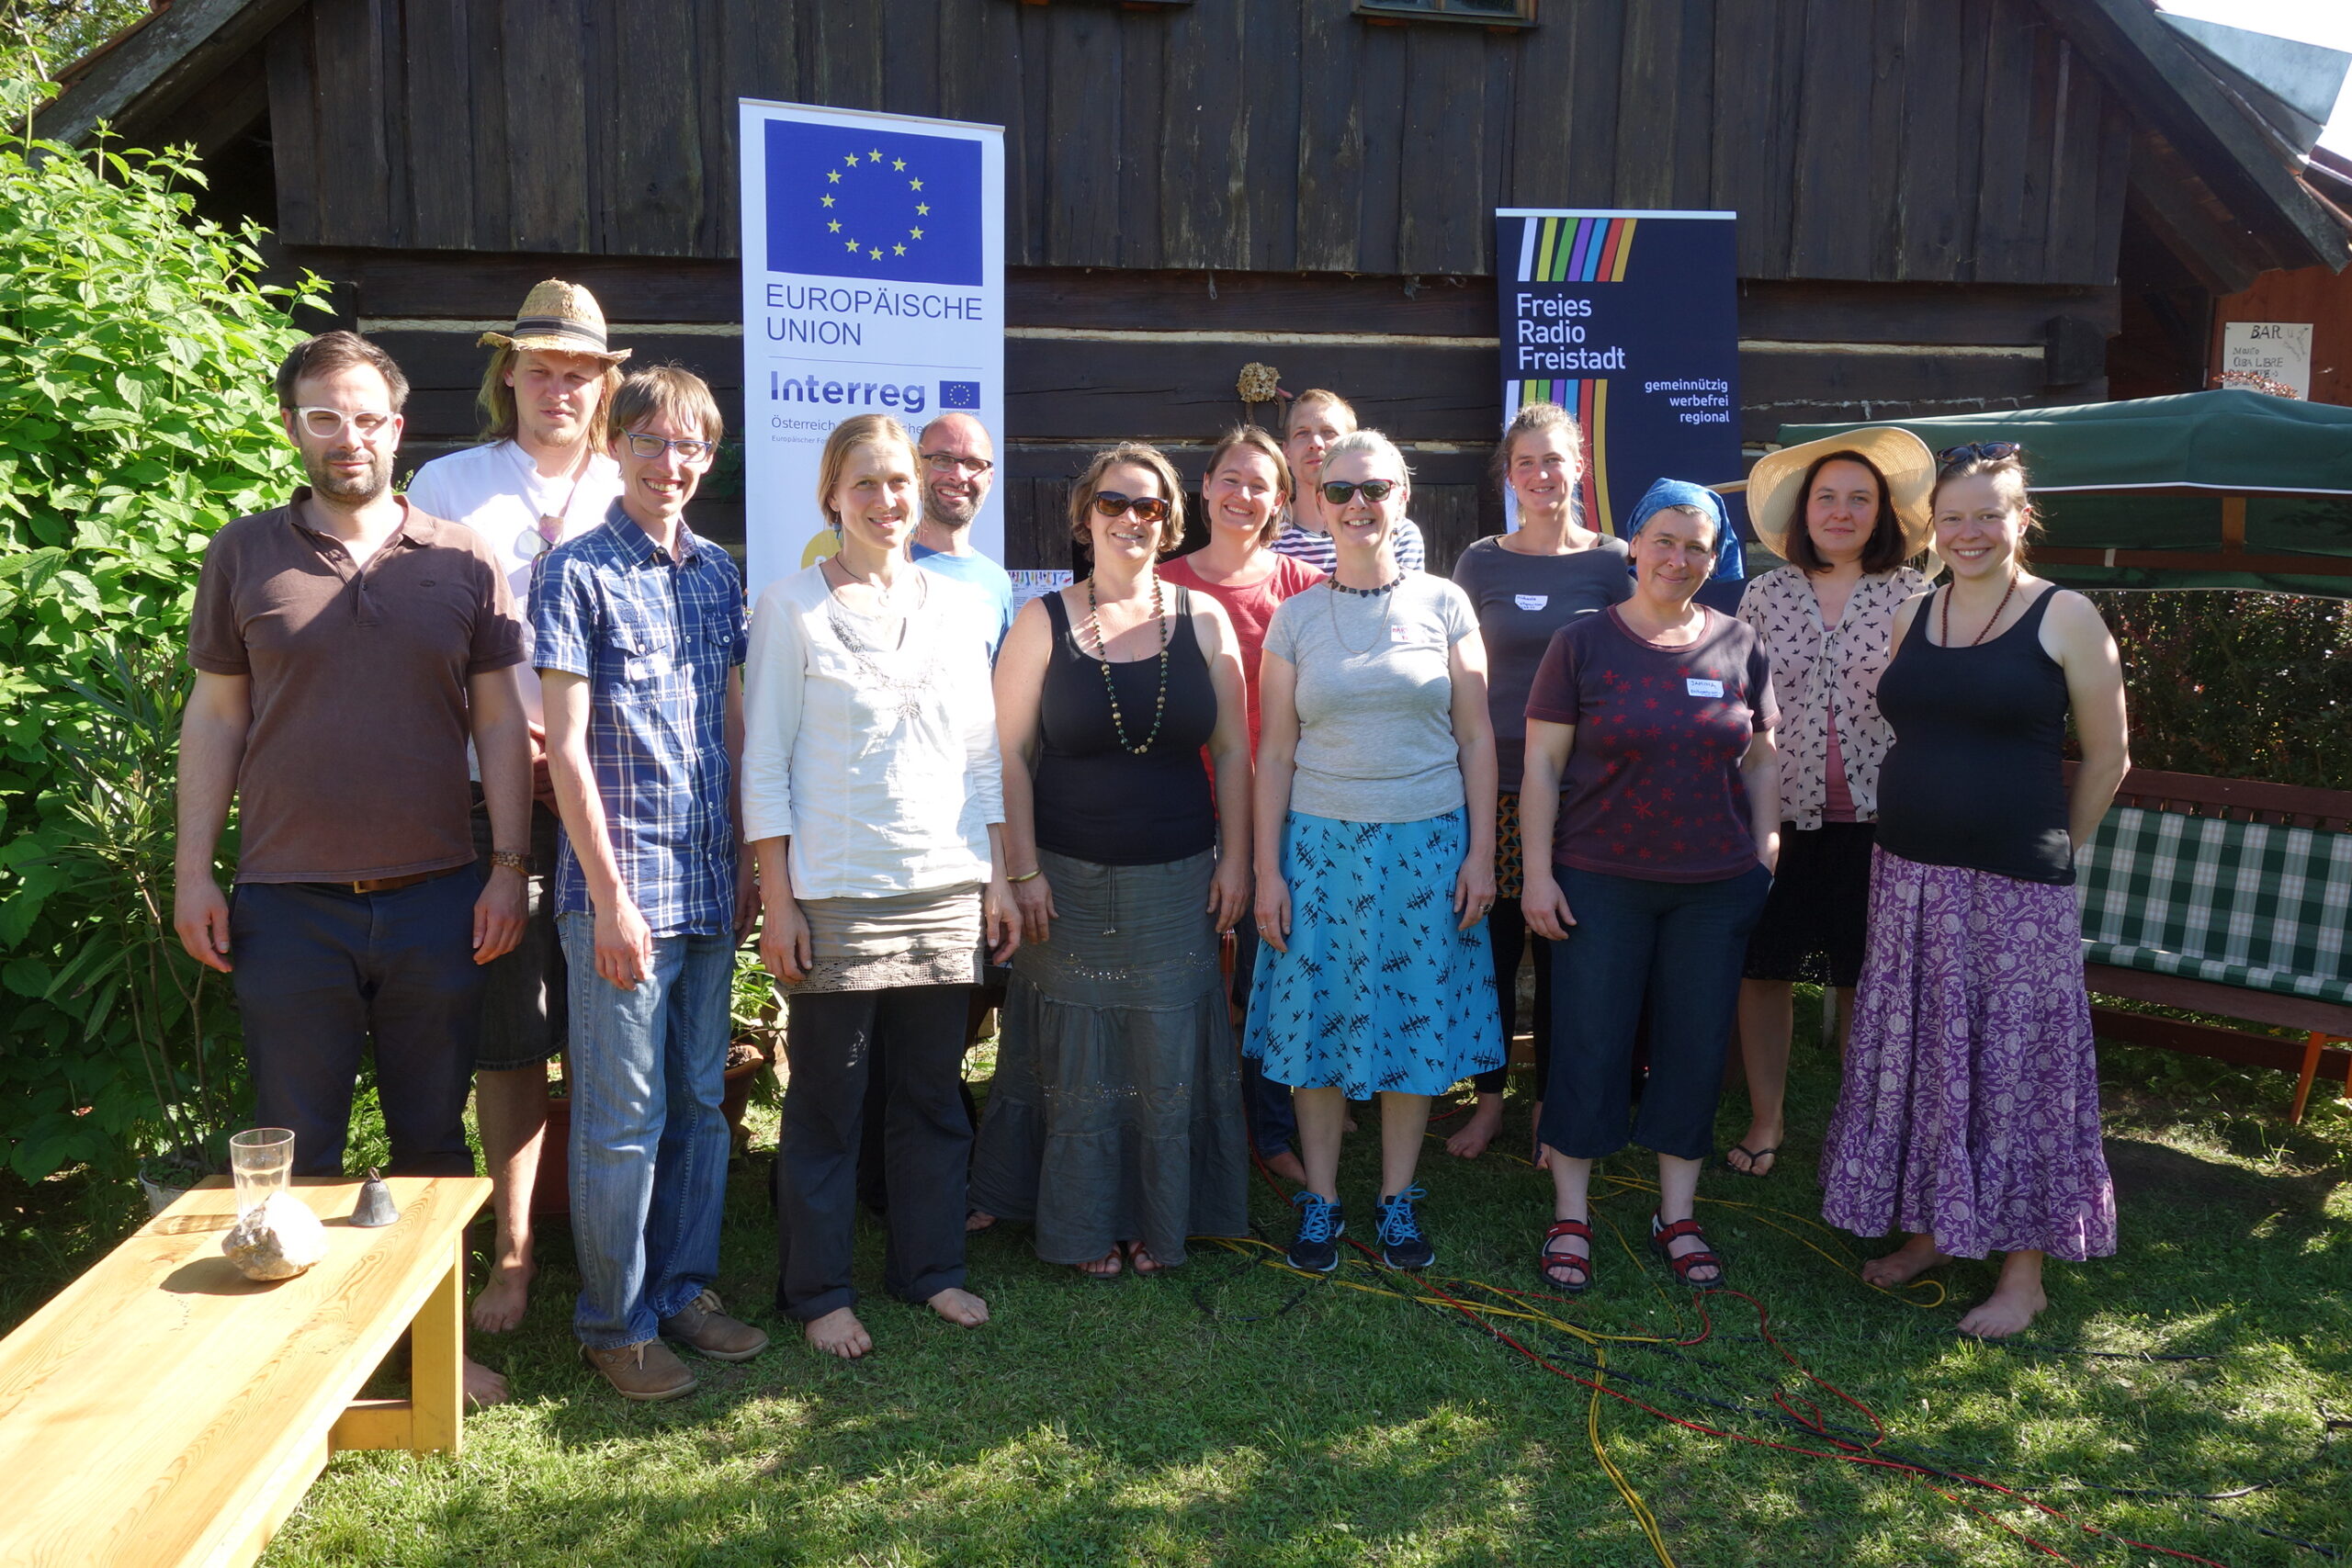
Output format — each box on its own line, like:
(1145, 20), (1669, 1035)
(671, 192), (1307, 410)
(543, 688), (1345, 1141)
(335, 865), (468, 896)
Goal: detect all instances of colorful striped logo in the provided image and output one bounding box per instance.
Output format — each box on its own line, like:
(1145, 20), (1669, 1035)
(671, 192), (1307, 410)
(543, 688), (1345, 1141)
(1508, 217), (1637, 537)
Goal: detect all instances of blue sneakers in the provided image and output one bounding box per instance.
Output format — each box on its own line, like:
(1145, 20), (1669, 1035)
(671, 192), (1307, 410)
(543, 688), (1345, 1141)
(1287, 1190), (1345, 1272)
(1376, 1187), (1434, 1270)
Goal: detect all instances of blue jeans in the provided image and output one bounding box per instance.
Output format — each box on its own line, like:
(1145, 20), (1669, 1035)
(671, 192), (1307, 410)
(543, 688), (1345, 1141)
(230, 871), (483, 1178)
(1539, 863), (1772, 1163)
(559, 912), (735, 1348)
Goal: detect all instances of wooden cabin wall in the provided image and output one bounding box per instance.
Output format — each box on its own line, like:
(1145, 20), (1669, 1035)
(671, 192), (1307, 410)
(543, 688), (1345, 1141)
(330, 247), (2116, 568)
(265, 0), (2132, 288)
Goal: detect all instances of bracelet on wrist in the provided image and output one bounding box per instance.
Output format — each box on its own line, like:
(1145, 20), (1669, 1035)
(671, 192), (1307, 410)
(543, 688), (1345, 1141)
(1007, 867), (1043, 884)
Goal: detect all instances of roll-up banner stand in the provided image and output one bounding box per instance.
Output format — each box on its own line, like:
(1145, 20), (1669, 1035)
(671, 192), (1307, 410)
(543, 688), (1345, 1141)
(1495, 209), (1747, 596)
(740, 99), (1005, 603)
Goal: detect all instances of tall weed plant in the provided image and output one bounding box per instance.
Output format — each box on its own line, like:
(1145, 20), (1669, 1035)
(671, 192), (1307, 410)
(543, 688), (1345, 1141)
(0, 47), (322, 1181)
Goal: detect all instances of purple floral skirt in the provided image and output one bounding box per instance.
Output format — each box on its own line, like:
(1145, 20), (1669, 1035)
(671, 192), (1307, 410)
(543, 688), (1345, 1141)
(1819, 848), (2117, 1261)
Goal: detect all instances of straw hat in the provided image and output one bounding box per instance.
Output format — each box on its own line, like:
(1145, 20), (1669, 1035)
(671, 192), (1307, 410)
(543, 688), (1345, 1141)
(477, 279), (629, 363)
(1744, 427), (1936, 560)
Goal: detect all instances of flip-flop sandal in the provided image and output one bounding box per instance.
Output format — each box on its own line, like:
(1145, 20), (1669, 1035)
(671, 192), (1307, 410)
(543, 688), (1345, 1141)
(1724, 1144), (1780, 1178)
(1123, 1240), (1166, 1276)
(1074, 1249), (1123, 1281)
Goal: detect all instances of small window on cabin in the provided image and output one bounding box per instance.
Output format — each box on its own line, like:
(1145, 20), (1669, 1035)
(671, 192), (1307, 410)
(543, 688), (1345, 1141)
(1353, 0), (1535, 27)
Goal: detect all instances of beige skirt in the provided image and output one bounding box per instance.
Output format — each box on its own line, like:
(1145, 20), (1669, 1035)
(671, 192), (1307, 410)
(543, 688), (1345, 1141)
(786, 885), (984, 994)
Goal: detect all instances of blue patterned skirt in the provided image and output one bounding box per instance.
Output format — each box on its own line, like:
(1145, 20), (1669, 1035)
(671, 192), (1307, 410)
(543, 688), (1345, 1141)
(1243, 809), (1505, 1097)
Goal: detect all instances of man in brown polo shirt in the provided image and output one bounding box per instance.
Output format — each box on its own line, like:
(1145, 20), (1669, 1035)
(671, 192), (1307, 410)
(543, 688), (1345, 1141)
(175, 333), (534, 1402)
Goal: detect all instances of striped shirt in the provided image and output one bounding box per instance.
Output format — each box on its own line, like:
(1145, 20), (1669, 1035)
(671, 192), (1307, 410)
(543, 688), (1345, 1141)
(1270, 514), (1426, 575)
(531, 503), (749, 937)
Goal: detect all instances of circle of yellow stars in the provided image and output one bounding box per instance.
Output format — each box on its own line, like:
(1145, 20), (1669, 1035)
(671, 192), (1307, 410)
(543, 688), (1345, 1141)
(820, 148), (932, 263)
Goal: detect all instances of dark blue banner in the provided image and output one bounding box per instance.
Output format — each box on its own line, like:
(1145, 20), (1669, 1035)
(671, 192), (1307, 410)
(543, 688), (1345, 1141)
(765, 118), (983, 287)
(1495, 210), (1746, 583)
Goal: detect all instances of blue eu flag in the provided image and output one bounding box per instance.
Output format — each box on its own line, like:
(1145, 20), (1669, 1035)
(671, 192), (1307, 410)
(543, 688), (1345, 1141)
(765, 120), (982, 288)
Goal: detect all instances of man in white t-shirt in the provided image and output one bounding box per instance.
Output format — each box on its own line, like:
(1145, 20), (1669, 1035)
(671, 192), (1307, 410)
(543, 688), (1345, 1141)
(404, 279), (628, 1340)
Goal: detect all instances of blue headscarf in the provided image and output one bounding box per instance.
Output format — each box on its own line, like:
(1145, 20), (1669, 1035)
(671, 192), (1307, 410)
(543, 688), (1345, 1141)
(1624, 478), (1745, 584)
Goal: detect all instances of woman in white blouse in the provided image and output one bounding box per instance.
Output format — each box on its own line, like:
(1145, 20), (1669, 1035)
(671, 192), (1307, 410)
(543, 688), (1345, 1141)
(1727, 429), (1935, 1178)
(743, 413), (1018, 1360)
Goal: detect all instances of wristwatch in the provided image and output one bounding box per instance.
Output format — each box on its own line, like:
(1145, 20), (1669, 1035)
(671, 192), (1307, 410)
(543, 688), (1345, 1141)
(488, 850), (533, 874)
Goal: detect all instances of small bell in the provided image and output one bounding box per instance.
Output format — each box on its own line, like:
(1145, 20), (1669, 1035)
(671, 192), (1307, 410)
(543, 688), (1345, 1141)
(351, 1168), (400, 1227)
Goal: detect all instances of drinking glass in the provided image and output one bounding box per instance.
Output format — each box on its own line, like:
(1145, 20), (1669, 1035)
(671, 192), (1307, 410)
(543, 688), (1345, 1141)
(228, 1128), (295, 1218)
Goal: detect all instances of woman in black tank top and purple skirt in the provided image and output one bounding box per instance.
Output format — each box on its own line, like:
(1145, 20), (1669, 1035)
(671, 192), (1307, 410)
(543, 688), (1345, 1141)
(970, 444), (1256, 1279)
(1818, 445), (2132, 1338)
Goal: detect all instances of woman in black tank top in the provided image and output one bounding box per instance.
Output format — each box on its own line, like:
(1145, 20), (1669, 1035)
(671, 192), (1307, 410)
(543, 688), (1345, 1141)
(969, 444), (1257, 1279)
(1816, 446), (2132, 1341)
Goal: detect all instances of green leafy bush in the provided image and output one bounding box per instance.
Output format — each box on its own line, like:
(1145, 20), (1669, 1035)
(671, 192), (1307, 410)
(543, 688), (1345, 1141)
(2088, 591), (2352, 792)
(0, 48), (322, 1180)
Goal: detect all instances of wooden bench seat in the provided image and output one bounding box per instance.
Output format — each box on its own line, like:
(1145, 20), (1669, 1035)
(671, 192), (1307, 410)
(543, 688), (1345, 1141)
(0, 1174), (489, 1568)
(2072, 767), (2352, 1122)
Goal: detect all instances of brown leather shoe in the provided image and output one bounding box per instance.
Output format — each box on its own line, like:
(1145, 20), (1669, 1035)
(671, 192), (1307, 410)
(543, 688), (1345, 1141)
(659, 1289), (771, 1362)
(579, 1337), (698, 1402)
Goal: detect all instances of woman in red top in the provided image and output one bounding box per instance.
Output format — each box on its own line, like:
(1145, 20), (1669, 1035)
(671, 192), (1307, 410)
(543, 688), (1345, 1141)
(1163, 425), (1323, 1184)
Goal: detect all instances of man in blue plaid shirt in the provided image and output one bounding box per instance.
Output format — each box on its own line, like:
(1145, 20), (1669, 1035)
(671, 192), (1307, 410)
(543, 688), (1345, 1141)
(535, 366), (768, 1402)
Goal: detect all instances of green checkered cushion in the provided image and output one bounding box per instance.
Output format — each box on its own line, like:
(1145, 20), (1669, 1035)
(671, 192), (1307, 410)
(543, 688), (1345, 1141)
(2075, 807), (2352, 1006)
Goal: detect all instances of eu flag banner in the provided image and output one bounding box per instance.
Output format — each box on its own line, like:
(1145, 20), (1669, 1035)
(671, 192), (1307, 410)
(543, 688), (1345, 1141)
(763, 119), (983, 288)
(1494, 209), (1747, 604)
(741, 100), (1005, 601)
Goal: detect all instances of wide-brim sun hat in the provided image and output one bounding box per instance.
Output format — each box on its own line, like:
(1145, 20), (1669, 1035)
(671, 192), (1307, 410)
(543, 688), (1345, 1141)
(477, 278), (630, 364)
(1743, 427), (1935, 561)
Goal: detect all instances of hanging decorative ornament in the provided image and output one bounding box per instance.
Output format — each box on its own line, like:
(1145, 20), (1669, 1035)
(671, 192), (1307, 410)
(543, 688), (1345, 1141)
(1236, 362), (1283, 405)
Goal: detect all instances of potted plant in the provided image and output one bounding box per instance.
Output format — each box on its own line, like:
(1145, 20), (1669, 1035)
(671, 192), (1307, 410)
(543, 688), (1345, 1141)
(723, 949), (780, 1152)
(40, 642), (242, 1213)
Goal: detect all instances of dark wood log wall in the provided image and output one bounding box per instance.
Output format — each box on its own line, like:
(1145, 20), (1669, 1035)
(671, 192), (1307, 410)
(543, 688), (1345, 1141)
(268, 0), (2132, 284)
(264, 0), (2138, 568)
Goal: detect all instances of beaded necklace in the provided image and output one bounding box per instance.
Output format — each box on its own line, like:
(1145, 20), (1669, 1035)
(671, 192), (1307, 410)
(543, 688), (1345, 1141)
(1084, 574), (1171, 754)
(1326, 570), (1405, 657)
(1938, 573), (2018, 648)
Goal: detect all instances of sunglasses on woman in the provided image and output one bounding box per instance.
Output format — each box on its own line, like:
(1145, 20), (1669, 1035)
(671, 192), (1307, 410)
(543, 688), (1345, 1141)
(1936, 441), (2020, 468)
(1091, 491), (1170, 525)
(1319, 479), (1397, 505)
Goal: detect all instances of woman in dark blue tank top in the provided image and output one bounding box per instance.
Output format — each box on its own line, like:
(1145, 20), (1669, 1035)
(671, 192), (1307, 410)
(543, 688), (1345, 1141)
(1817, 445), (2132, 1340)
(970, 443), (1257, 1279)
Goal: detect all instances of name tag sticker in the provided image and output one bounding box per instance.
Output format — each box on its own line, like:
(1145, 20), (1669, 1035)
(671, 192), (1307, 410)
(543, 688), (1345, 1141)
(1686, 677), (1724, 698)
(1514, 593), (1548, 612)
(631, 649), (675, 681)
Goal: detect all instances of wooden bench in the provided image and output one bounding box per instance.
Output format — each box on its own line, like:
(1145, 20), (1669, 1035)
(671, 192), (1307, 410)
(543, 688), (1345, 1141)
(0, 1173), (490, 1568)
(2073, 766), (2352, 1122)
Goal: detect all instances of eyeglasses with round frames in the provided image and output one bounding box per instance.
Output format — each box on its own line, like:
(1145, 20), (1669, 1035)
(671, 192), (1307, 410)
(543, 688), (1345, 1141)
(1090, 491), (1170, 525)
(1319, 479), (1397, 506)
(290, 406), (396, 441)
(922, 453), (994, 476)
(623, 432), (718, 462)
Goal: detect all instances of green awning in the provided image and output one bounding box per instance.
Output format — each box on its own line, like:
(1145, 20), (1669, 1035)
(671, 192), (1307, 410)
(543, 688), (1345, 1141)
(1779, 389), (2352, 596)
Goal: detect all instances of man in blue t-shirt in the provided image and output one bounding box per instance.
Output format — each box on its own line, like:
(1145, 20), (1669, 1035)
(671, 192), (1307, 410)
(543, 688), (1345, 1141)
(910, 412), (1014, 652)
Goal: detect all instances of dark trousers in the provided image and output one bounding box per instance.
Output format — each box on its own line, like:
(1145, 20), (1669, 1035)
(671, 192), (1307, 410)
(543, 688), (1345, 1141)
(775, 983), (975, 1320)
(855, 972), (996, 1213)
(229, 871), (483, 1178)
(1538, 863), (1771, 1163)
(1472, 900), (1553, 1100)
(1229, 919), (1300, 1158)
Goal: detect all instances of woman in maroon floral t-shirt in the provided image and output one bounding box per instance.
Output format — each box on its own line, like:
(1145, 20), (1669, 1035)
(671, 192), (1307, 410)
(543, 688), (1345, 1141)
(1519, 480), (1780, 1296)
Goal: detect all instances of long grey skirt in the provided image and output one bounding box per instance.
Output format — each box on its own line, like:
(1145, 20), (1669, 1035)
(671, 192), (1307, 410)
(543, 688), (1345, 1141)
(968, 848), (1250, 1268)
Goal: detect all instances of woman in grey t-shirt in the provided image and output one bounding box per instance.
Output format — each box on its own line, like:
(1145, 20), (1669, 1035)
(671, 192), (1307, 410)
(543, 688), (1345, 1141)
(1445, 401), (1632, 1165)
(1246, 429), (1506, 1276)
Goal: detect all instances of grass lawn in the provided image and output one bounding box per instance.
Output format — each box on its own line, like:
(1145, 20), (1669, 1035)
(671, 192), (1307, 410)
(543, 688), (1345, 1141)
(5, 990), (2348, 1566)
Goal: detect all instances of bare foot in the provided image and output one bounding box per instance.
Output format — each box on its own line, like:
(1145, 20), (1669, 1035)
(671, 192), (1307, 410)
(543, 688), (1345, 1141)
(1124, 1241), (1165, 1276)
(966, 1209), (998, 1233)
(804, 1306), (873, 1359)
(927, 1286), (990, 1326)
(1262, 1149), (1309, 1185)
(1957, 1280), (2048, 1338)
(1075, 1247), (1122, 1280)
(469, 1258), (534, 1334)
(1445, 1096), (1505, 1159)
(464, 1356), (509, 1410)
(1724, 1122), (1782, 1178)
(1860, 1234), (1952, 1290)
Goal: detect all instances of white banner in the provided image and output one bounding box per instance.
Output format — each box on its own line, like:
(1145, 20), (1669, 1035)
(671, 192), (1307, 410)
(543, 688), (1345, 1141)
(738, 98), (1005, 603)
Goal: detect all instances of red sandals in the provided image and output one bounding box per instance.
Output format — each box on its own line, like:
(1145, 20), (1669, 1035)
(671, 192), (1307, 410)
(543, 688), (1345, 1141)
(1649, 1213), (1726, 1292)
(1537, 1219), (1594, 1295)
